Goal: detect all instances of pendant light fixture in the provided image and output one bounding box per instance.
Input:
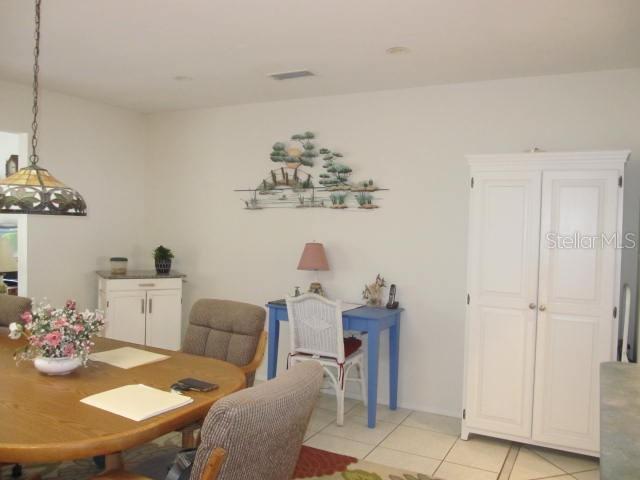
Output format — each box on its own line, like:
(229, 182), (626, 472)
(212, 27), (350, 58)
(0, 0), (86, 216)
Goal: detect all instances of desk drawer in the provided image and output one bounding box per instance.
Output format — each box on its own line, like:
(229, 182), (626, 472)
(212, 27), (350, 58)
(101, 277), (182, 292)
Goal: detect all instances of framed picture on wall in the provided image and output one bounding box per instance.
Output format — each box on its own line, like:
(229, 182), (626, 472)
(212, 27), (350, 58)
(5, 155), (18, 177)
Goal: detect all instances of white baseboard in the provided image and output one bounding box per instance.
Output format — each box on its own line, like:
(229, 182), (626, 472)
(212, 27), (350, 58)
(255, 373), (461, 419)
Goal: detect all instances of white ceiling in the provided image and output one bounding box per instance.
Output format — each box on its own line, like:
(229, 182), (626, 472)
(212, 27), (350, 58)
(1, 0), (639, 113)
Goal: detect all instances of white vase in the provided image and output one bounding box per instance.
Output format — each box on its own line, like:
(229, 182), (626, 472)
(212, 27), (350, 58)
(34, 356), (82, 375)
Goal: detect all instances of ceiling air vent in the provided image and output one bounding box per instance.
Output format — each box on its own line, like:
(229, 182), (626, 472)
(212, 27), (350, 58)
(269, 70), (315, 80)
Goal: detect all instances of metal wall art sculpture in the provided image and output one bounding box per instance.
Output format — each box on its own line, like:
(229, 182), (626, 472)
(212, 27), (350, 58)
(235, 132), (387, 210)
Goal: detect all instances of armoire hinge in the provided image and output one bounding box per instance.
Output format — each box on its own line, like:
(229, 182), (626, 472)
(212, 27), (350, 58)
(463, 409), (466, 420)
(613, 306), (618, 319)
(467, 293), (470, 305)
(619, 176), (623, 188)
(470, 177), (474, 188)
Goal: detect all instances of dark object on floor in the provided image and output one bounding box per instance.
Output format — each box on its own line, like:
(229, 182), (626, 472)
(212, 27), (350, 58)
(11, 464), (22, 478)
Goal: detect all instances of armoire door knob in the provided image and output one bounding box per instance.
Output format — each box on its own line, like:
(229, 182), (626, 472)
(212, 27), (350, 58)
(529, 303), (536, 310)
(539, 305), (546, 311)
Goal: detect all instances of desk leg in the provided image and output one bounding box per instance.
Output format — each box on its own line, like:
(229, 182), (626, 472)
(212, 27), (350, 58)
(389, 315), (400, 411)
(367, 325), (380, 428)
(267, 308), (280, 380)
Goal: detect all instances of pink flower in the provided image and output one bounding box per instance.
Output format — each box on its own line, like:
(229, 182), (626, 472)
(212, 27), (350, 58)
(65, 300), (76, 310)
(73, 324), (84, 333)
(54, 318), (68, 328)
(45, 331), (61, 347)
(62, 344), (76, 357)
(21, 311), (33, 323)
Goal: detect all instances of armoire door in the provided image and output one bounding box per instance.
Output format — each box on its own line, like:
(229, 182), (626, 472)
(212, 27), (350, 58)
(464, 171), (542, 437)
(533, 170), (620, 452)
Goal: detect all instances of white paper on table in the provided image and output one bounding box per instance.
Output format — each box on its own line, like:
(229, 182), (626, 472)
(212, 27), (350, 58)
(341, 302), (363, 312)
(80, 384), (193, 421)
(89, 347), (169, 369)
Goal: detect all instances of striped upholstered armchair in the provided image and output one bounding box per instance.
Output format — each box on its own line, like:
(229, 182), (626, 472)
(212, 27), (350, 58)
(96, 361), (324, 480)
(179, 298), (267, 448)
(182, 298), (267, 388)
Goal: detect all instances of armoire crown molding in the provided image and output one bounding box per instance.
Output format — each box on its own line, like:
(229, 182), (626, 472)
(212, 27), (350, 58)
(467, 150), (630, 171)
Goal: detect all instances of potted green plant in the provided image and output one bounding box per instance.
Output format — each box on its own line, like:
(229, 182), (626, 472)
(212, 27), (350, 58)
(153, 245), (174, 274)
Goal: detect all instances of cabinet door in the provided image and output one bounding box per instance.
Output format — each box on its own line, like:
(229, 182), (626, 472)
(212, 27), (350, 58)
(464, 171), (542, 437)
(533, 170), (620, 452)
(104, 291), (146, 345)
(145, 290), (182, 350)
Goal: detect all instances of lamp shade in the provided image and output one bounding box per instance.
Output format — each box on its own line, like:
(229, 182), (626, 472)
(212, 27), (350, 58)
(297, 242), (329, 271)
(0, 165), (86, 216)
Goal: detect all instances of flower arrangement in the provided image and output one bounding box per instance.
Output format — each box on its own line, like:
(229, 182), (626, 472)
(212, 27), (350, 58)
(9, 299), (104, 364)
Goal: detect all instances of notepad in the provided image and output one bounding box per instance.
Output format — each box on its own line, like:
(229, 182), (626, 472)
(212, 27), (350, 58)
(81, 384), (193, 421)
(89, 347), (169, 369)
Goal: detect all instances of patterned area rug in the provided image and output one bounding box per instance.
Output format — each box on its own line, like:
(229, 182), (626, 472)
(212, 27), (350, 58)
(0, 434), (436, 480)
(294, 446), (435, 479)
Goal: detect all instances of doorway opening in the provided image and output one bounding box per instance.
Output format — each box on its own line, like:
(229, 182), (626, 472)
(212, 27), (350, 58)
(0, 131), (28, 297)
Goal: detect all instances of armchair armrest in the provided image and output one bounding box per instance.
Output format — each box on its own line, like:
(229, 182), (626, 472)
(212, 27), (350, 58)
(240, 330), (267, 377)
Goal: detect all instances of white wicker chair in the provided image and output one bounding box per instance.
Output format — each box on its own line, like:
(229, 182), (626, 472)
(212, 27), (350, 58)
(286, 293), (366, 426)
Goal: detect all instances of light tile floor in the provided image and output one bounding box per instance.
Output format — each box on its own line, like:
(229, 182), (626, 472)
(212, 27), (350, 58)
(304, 393), (600, 480)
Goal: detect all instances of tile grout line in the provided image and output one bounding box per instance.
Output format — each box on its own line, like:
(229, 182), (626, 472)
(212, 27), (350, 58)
(497, 443), (520, 480)
(309, 403), (472, 476)
(362, 416), (457, 477)
(306, 402), (399, 460)
(362, 416), (405, 461)
(433, 436), (460, 478)
(370, 410), (466, 477)
(528, 448), (573, 475)
(365, 444), (445, 463)
(528, 448), (599, 478)
(441, 459), (513, 475)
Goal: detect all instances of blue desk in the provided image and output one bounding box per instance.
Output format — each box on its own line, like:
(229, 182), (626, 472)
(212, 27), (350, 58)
(267, 301), (402, 428)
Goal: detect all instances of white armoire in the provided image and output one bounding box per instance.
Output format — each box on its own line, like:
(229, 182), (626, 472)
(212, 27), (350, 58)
(462, 150), (630, 457)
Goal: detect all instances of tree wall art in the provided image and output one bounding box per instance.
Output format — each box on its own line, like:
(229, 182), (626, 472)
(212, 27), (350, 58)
(235, 131), (388, 210)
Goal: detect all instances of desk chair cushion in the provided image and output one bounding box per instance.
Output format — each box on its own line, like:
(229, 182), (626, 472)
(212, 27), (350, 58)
(182, 299), (265, 385)
(343, 337), (362, 358)
(0, 295), (31, 334)
(191, 361), (324, 480)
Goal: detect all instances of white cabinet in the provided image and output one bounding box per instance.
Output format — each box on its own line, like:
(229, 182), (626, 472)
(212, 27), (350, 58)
(145, 289), (183, 351)
(462, 151), (629, 457)
(98, 274), (184, 351)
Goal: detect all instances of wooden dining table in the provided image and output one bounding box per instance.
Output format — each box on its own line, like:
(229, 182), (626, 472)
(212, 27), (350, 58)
(0, 336), (246, 465)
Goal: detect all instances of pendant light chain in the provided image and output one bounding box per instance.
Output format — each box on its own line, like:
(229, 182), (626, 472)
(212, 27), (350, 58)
(0, 0), (86, 216)
(30, 0), (42, 166)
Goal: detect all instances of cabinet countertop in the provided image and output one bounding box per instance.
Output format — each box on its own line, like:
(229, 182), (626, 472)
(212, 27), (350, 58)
(600, 362), (640, 480)
(96, 270), (186, 280)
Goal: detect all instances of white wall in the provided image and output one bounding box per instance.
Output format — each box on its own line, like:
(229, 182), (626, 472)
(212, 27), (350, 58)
(0, 79), (147, 309)
(144, 69), (640, 416)
(1, 69), (637, 415)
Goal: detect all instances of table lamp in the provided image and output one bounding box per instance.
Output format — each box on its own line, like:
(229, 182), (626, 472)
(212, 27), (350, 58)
(297, 242), (329, 296)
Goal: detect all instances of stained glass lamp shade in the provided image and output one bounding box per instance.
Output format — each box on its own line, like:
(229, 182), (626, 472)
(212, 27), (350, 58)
(0, 165), (86, 216)
(0, 0), (87, 216)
